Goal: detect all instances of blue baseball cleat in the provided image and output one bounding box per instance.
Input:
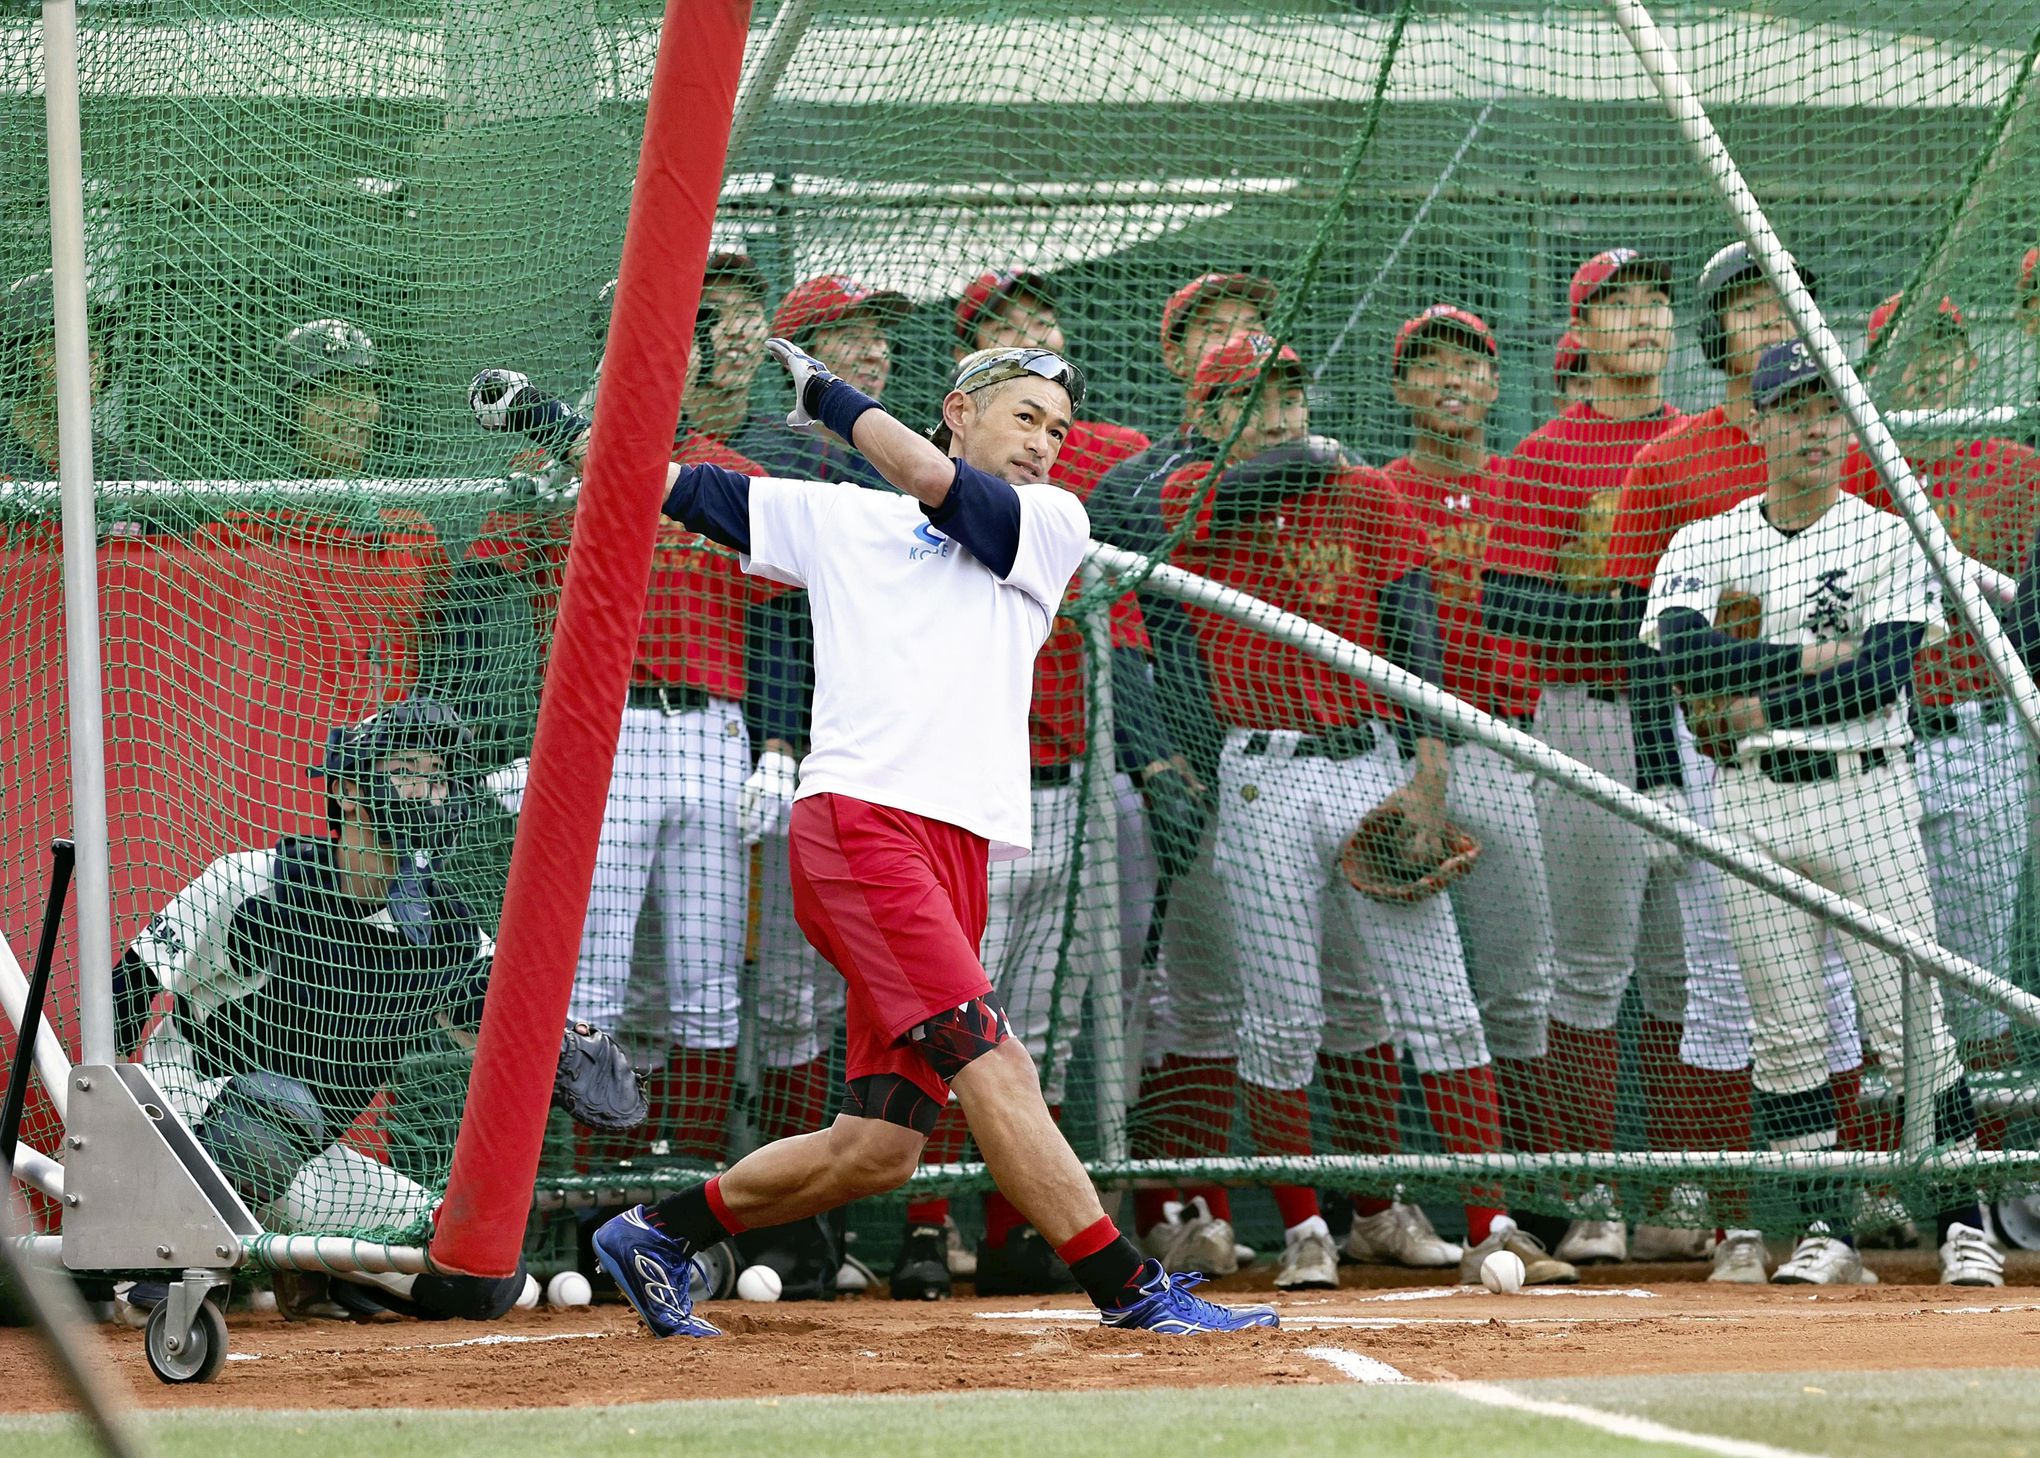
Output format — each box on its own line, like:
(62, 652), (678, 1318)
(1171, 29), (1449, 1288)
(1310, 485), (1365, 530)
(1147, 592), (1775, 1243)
(592, 1205), (723, 1338)
(1099, 1258), (1280, 1333)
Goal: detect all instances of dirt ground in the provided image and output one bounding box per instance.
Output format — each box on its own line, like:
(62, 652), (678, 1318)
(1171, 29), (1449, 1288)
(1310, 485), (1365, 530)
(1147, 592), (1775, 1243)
(6, 1251), (2040, 1412)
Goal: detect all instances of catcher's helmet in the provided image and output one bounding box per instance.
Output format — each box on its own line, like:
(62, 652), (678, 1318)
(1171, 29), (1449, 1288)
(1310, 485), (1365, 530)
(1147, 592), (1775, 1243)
(316, 696), (474, 854)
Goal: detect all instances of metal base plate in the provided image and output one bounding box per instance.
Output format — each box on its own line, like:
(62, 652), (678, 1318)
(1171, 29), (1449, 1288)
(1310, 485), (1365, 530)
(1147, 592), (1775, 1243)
(62, 1064), (259, 1270)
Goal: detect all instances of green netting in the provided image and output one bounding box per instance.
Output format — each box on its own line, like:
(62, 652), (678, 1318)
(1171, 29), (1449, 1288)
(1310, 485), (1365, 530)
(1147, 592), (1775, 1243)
(7, 1), (2040, 1291)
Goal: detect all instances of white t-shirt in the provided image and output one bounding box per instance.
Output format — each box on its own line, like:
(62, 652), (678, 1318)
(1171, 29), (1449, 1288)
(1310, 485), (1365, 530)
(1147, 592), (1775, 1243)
(743, 477), (1090, 859)
(1641, 492), (1946, 755)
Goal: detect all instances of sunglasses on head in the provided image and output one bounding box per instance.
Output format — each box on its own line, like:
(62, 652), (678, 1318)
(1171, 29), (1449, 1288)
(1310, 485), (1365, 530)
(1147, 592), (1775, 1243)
(952, 347), (1087, 414)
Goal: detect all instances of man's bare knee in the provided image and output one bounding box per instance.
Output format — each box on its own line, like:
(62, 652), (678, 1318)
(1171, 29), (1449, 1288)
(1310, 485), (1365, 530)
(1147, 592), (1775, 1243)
(952, 1036), (1037, 1100)
(827, 1115), (925, 1196)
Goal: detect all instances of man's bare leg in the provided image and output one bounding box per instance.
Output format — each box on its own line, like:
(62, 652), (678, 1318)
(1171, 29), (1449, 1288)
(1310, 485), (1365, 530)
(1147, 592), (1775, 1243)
(951, 1039), (1108, 1246)
(709, 1116), (927, 1230)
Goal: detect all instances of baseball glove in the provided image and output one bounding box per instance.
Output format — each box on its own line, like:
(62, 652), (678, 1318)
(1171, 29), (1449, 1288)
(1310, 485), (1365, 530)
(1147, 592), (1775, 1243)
(1555, 488), (1620, 594)
(1684, 588), (1763, 764)
(1339, 805), (1481, 903)
(553, 1020), (650, 1131)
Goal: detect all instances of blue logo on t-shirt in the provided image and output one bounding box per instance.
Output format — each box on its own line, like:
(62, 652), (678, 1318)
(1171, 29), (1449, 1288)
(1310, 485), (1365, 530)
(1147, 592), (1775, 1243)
(910, 521), (954, 561)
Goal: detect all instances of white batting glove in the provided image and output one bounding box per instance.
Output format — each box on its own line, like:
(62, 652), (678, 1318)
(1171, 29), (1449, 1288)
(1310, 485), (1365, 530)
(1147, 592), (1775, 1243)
(1640, 784), (1688, 868)
(484, 757), (530, 816)
(765, 337), (838, 435)
(740, 748), (799, 845)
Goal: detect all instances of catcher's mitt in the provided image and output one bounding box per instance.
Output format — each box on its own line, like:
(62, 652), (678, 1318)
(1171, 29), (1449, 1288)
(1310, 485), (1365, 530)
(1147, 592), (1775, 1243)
(1684, 588), (1764, 763)
(1340, 805), (1482, 903)
(553, 1020), (649, 1131)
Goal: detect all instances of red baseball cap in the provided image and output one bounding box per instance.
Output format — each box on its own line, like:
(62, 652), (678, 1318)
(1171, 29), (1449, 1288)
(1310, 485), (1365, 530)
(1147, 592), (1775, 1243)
(1161, 273), (1278, 352)
(2020, 248), (2038, 298)
(1866, 291), (1966, 349)
(954, 269), (1052, 344)
(1568, 247), (1673, 323)
(1552, 331), (1584, 387)
(770, 274), (910, 338)
(1392, 304), (1497, 376)
(1189, 331), (1302, 404)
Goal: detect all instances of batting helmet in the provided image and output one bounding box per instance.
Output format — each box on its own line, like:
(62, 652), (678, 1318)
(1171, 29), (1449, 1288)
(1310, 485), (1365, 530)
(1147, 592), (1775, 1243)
(277, 317), (377, 388)
(1697, 242), (1816, 371)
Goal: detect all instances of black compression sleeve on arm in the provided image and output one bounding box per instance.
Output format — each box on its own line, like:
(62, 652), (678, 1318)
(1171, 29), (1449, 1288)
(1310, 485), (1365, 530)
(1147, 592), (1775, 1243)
(1658, 606), (1806, 697)
(1761, 621), (1926, 729)
(1482, 573), (1646, 649)
(923, 459), (1023, 577)
(1379, 569), (1455, 748)
(1110, 646), (1173, 775)
(661, 463), (754, 552)
(1628, 647), (1685, 792)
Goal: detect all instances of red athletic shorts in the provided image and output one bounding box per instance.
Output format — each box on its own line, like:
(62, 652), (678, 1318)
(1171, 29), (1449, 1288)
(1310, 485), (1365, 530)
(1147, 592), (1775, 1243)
(787, 793), (993, 1106)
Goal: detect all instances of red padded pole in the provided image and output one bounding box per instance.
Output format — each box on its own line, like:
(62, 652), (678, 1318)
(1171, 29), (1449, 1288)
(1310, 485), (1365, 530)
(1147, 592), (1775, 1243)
(430, 0), (752, 1278)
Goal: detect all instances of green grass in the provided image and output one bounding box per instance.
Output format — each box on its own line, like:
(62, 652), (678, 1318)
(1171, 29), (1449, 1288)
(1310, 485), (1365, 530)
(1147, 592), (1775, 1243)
(3, 1370), (2035, 1458)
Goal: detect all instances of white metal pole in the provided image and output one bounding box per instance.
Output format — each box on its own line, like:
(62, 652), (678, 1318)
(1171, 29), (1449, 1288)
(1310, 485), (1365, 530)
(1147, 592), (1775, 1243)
(39, 0), (116, 1067)
(1078, 564), (1127, 1170)
(11, 1142), (65, 1203)
(1601, 0), (2040, 762)
(1901, 964), (1937, 1160)
(725, 0), (821, 159)
(1084, 543), (2040, 1031)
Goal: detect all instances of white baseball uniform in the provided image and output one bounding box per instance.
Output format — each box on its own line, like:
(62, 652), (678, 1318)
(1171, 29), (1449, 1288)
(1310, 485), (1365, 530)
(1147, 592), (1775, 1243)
(1644, 492), (1961, 1100)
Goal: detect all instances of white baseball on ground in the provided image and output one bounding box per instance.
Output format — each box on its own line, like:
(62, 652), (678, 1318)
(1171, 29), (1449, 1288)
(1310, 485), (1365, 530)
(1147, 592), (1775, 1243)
(736, 1264), (784, 1303)
(1480, 1248), (1526, 1294)
(546, 1270), (592, 1308)
(515, 1274), (541, 1310)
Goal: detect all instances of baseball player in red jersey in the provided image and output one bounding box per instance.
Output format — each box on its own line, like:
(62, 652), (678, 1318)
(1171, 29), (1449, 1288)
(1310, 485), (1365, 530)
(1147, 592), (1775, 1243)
(592, 338), (1276, 1339)
(1480, 248), (1689, 1265)
(1604, 245), (1866, 1274)
(1552, 331), (1589, 413)
(1844, 292), (2040, 1081)
(1159, 332), (1504, 1292)
(467, 344), (773, 1190)
(1380, 306), (1577, 1284)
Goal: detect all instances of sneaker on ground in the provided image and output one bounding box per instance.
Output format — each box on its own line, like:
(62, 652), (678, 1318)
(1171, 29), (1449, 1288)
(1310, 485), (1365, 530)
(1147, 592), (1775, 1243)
(1939, 1222), (2005, 1288)
(1853, 1191), (1921, 1250)
(1630, 1223), (1715, 1261)
(1555, 1217), (1627, 1264)
(1771, 1225), (1876, 1286)
(591, 1205), (723, 1338)
(1457, 1215), (1578, 1286)
(890, 1224), (952, 1301)
(1143, 1196), (1241, 1276)
(1341, 1202), (1462, 1268)
(270, 1270), (353, 1322)
(1707, 1229), (1770, 1284)
(974, 1226), (1078, 1296)
(1274, 1215), (1340, 1290)
(1100, 1259), (1279, 1334)
(942, 1216), (977, 1279)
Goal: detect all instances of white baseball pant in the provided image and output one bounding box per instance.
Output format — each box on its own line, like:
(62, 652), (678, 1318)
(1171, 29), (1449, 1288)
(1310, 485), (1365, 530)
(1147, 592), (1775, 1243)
(1675, 729), (1862, 1076)
(984, 778), (1087, 1106)
(569, 701), (749, 1049)
(1213, 727), (1487, 1091)
(1533, 684), (1687, 1030)
(1916, 702), (2031, 1046)
(1715, 753), (1961, 1099)
(1444, 740), (1555, 1061)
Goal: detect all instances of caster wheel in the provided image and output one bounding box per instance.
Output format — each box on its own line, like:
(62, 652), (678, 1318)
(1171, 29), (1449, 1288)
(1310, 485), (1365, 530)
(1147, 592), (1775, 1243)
(143, 1294), (228, 1384)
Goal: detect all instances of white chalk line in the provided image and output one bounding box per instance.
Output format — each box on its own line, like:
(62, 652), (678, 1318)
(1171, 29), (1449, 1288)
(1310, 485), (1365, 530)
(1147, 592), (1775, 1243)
(1305, 1348), (1831, 1458)
(1449, 1382), (1830, 1458)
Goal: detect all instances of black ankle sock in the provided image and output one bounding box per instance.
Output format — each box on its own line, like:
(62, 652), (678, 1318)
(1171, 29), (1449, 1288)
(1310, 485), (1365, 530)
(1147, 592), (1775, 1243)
(1935, 1203), (1985, 1245)
(646, 1184), (733, 1252)
(1069, 1235), (1146, 1308)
